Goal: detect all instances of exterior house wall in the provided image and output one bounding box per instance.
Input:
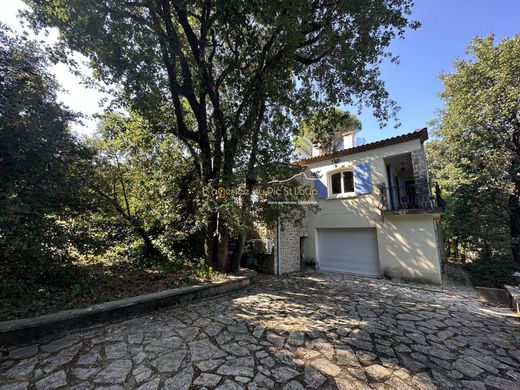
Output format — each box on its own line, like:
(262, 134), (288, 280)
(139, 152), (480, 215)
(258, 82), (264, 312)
(376, 215), (442, 284)
(434, 219), (447, 271)
(253, 219), (303, 275)
(277, 221), (303, 274)
(304, 138), (443, 285)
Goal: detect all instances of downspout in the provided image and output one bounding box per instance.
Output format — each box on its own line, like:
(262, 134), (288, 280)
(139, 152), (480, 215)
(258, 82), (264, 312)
(276, 217), (281, 276)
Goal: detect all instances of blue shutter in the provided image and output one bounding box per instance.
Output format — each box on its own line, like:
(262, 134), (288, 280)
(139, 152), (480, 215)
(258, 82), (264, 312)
(354, 162), (372, 195)
(314, 170), (327, 199)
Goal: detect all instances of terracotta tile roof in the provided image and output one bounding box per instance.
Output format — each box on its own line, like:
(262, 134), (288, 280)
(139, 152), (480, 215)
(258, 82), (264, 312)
(293, 128), (428, 166)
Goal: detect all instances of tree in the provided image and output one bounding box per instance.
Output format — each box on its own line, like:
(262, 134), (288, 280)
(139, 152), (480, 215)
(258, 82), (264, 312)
(90, 112), (202, 262)
(427, 139), (510, 259)
(427, 35), (520, 285)
(0, 24), (94, 290)
(295, 108), (362, 158)
(25, 0), (419, 271)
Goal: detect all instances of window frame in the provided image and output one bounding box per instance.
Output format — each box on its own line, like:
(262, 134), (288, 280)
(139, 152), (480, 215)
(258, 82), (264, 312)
(327, 168), (356, 198)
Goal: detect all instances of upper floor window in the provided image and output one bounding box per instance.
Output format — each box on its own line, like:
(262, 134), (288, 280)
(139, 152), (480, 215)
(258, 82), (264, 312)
(330, 170), (354, 195)
(314, 162), (372, 199)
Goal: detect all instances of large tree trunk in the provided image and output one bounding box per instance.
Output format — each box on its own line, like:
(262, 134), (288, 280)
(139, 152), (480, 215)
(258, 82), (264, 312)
(204, 213), (217, 266)
(204, 212), (230, 272)
(228, 101), (266, 271)
(215, 221), (229, 271)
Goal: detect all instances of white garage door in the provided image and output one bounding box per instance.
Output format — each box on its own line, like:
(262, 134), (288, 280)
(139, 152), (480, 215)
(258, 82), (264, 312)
(317, 228), (380, 277)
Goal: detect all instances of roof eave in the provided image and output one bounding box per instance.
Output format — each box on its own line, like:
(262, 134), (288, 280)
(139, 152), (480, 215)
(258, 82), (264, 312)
(292, 128), (428, 167)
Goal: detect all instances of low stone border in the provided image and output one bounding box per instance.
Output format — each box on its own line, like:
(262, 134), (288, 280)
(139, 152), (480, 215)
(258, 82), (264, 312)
(475, 286), (510, 306)
(0, 269), (256, 347)
(504, 284), (520, 316)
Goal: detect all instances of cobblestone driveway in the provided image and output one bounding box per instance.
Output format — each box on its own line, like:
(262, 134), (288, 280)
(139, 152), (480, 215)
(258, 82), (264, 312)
(1, 272), (520, 390)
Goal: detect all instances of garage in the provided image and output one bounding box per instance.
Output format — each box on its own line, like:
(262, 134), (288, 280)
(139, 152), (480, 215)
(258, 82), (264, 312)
(316, 228), (380, 277)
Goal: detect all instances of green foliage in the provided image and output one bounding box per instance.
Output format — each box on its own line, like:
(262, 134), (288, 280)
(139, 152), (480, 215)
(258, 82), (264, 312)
(0, 22), (237, 319)
(0, 255), (107, 320)
(427, 34), (520, 285)
(193, 262), (215, 279)
(89, 111), (204, 262)
(68, 270), (109, 297)
(295, 108), (362, 156)
(0, 24), (95, 289)
(67, 211), (134, 257)
(467, 253), (516, 288)
(24, 0), (419, 269)
(152, 260), (184, 274)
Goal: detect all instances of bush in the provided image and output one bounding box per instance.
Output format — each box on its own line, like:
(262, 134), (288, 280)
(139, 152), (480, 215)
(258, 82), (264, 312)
(194, 261), (214, 279)
(467, 253), (516, 288)
(0, 215), (75, 286)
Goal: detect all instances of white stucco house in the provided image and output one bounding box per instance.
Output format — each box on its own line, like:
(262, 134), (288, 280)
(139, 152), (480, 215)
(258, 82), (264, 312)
(259, 128), (446, 286)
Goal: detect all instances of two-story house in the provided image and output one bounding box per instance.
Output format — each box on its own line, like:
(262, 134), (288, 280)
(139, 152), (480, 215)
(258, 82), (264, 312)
(264, 128), (445, 285)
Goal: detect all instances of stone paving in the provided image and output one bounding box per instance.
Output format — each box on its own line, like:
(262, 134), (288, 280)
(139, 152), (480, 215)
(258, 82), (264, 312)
(1, 272), (520, 390)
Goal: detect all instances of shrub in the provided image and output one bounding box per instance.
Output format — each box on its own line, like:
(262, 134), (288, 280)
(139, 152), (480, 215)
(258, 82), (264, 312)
(194, 261), (214, 279)
(467, 252), (516, 288)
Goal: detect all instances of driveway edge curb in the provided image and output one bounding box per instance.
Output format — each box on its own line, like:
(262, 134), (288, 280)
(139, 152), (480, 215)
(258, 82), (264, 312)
(0, 268), (256, 347)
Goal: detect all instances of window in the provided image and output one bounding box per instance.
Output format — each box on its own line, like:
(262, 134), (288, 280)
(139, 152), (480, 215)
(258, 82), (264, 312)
(330, 170), (354, 195)
(343, 171), (354, 192)
(331, 172), (342, 194)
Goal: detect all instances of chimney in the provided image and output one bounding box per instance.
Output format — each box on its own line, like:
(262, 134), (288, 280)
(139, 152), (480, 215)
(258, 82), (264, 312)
(311, 142), (324, 157)
(342, 131), (355, 149)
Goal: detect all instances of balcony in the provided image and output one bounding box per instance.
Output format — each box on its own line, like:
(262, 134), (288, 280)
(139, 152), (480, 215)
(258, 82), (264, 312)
(378, 181), (445, 215)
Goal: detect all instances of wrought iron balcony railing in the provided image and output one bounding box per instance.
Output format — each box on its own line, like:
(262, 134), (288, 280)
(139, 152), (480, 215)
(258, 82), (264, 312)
(378, 181), (445, 214)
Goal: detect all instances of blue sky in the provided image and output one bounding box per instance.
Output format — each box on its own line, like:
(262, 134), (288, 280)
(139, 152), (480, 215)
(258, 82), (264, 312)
(353, 0), (520, 143)
(2, 1), (520, 139)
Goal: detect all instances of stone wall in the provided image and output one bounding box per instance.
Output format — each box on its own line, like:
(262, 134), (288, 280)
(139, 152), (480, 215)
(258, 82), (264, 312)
(253, 219), (305, 275)
(277, 221), (303, 274)
(411, 149), (428, 182)
(411, 149), (431, 207)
